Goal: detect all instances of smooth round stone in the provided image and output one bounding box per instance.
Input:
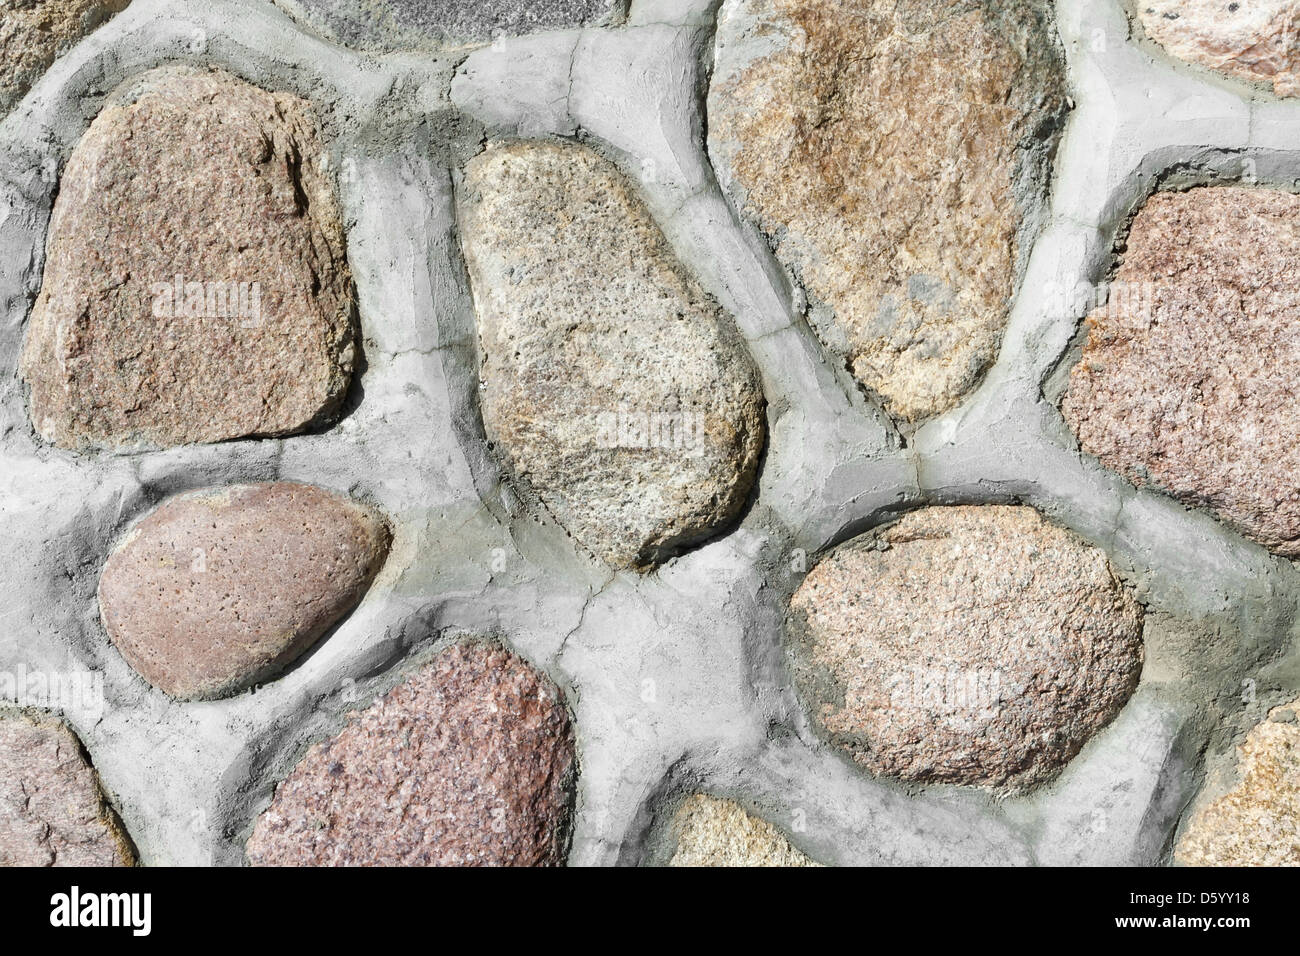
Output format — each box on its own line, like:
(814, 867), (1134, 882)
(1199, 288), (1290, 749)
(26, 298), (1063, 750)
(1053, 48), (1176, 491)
(98, 483), (391, 700)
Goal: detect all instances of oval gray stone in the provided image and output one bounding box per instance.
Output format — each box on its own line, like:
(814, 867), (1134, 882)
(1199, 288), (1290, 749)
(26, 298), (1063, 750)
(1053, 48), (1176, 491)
(20, 66), (355, 451)
(98, 483), (391, 700)
(0, 711), (134, 866)
(457, 142), (766, 570)
(788, 506), (1144, 791)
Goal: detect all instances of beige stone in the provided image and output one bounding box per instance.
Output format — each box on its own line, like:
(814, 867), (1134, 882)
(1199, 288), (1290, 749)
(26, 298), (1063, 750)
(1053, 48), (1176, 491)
(708, 0), (1067, 421)
(1176, 700), (1300, 866)
(667, 794), (820, 867)
(789, 506), (1144, 791)
(0, 1), (130, 115)
(458, 141), (766, 570)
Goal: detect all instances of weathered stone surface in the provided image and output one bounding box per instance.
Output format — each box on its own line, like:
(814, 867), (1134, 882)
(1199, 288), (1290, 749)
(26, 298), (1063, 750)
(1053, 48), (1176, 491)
(98, 483), (390, 700)
(0, 711), (133, 866)
(708, 0), (1067, 422)
(1138, 0), (1300, 97)
(666, 794), (821, 867)
(272, 0), (618, 51)
(0, 1), (129, 115)
(458, 142), (766, 570)
(1064, 186), (1300, 557)
(20, 66), (355, 451)
(246, 641), (576, 866)
(1176, 700), (1300, 866)
(789, 506), (1144, 791)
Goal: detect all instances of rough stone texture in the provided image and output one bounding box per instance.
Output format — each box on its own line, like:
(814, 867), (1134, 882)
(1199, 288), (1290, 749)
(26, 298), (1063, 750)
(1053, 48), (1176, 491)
(1137, 0), (1300, 97)
(457, 141), (766, 570)
(20, 65), (355, 451)
(0, 711), (134, 866)
(98, 483), (391, 700)
(666, 793), (820, 867)
(1064, 186), (1300, 557)
(708, 0), (1067, 422)
(246, 642), (576, 866)
(0, 1), (129, 115)
(1176, 700), (1300, 866)
(789, 506), (1145, 791)
(273, 0), (620, 51)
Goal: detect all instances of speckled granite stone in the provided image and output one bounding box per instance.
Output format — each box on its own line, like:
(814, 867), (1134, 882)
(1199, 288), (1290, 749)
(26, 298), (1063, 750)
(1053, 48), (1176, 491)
(458, 142), (766, 571)
(272, 0), (620, 51)
(1064, 186), (1300, 557)
(98, 483), (390, 700)
(667, 794), (821, 867)
(0, 712), (134, 866)
(789, 506), (1144, 791)
(1177, 700), (1300, 865)
(1137, 0), (1300, 96)
(708, 0), (1067, 421)
(0, 0), (129, 115)
(246, 642), (576, 866)
(20, 66), (355, 451)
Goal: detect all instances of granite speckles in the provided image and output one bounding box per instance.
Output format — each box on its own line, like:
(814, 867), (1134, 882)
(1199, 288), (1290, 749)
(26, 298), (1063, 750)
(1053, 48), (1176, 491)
(0, 712), (134, 866)
(0, 1), (130, 115)
(788, 506), (1144, 791)
(666, 794), (821, 867)
(20, 66), (355, 451)
(1176, 700), (1300, 866)
(708, 0), (1067, 422)
(457, 141), (766, 571)
(98, 483), (391, 700)
(1064, 186), (1300, 557)
(246, 642), (576, 867)
(1137, 0), (1300, 96)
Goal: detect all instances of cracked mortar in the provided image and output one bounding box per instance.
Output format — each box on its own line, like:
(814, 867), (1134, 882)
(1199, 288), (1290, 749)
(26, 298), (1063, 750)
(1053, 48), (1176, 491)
(0, 0), (1296, 866)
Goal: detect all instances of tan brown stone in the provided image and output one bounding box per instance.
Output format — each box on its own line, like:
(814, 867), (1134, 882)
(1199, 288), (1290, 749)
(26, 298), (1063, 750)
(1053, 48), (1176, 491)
(0, 711), (134, 866)
(458, 141), (766, 570)
(789, 506), (1144, 791)
(1176, 700), (1300, 866)
(20, 66), (355, 450)
(246, 641), (576, 866)
(0, 1), (130, 115)
(708, 0), (1067, 421)
(667, 794), (821, 867)
(1138, 0), (1300, 97)
(1064, 186), (1300, 557)
(98, 483), (391, 700)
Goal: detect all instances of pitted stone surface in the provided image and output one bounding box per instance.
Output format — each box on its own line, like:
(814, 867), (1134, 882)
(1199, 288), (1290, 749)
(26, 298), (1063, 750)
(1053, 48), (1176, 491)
(0, 1), (129, 115)
(789, 506), (1144, 791)
(0, 712), (134, 866)
(246, 642), (576, 867)
(1176, 700), (1300, 865)
(707, 0), (1067, 422)
(98, 483), (391, 700)
(1137, 0), (1300, 97)
(272, 0), (619, 51)
(458, 141), (766, 571)
(666, 794), (821, 867)
(1064, 186), (1300, 557)
(20, 66), (355, 451)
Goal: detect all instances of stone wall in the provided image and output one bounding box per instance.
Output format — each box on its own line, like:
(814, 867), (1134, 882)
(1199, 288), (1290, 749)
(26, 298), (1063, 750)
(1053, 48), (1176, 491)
(0, 0), (1298, 866)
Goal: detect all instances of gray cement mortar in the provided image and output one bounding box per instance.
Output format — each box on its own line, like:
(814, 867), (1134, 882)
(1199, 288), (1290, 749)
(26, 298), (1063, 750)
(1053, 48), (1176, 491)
(0, 0), (1296, 865)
